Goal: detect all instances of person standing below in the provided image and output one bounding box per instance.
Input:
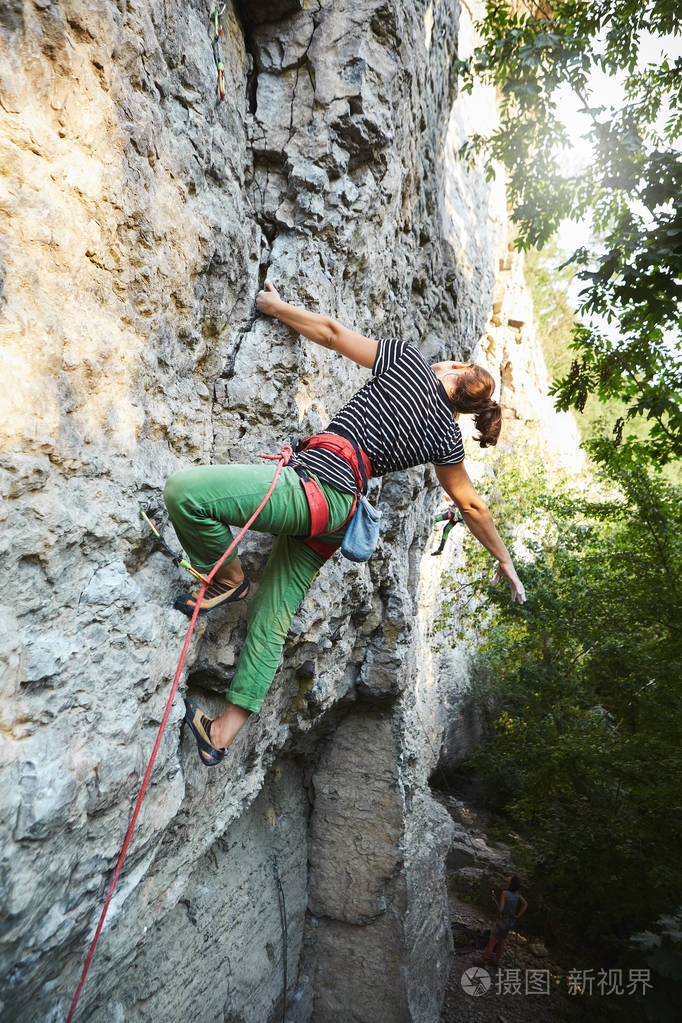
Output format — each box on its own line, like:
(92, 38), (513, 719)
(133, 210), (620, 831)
(480, 875), (528, 966)
(164, 281), (526, 766)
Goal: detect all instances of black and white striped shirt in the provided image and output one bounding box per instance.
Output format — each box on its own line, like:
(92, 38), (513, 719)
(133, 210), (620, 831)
(293, 338), (465, 494)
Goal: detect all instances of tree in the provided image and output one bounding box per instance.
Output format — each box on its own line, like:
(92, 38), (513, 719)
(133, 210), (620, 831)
(457, 1), (682, 464)
(437, 450), (682, 964)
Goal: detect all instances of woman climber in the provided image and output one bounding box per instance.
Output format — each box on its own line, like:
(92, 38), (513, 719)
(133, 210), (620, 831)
(163, 281), (526, 766)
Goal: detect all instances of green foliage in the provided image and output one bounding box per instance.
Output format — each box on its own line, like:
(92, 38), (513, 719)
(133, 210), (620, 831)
(439, 451), (682, 958)
(457, 1), (682, 464)
(525, 245), (682, 484)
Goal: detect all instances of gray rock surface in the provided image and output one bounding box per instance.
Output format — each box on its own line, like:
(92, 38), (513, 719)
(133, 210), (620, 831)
(0, 2), (567, 1021)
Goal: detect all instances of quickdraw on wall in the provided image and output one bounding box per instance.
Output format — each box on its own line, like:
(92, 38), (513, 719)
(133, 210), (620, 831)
(140, 508), (210, 585)
(212, 5), (226, 101)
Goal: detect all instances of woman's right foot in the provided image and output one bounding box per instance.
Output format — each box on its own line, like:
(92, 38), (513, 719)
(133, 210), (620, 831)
(183, 698), (225, 766)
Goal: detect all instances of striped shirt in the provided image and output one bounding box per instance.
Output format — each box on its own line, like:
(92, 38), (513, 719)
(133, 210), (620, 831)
(292, 338), (465, 494)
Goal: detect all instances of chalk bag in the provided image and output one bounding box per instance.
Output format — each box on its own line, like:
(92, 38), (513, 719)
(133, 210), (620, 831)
(340, 495), (381, 562)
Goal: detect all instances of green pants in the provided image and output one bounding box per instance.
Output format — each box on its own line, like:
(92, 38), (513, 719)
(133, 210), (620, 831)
(163, 464), (353, 712)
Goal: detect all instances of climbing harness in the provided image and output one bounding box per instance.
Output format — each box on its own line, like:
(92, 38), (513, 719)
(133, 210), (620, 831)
(294, 432), (381, 563)
(291, 432), (374, 560)
(65, 446), (292, 1022)
(212, 5), (226, 101)
(294, 432), (372, 491)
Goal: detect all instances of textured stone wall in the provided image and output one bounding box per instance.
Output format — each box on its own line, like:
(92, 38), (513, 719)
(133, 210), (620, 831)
(0, 2), (557, 1021)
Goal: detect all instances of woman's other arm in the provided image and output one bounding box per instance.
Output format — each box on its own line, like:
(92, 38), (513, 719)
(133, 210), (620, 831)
(435, 462), (526, 603)
(256, 281), (378, 368)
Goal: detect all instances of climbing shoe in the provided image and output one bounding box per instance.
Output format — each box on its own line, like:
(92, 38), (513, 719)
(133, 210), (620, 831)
(174, 577), (250, 617)
(183, 697), (225, 767)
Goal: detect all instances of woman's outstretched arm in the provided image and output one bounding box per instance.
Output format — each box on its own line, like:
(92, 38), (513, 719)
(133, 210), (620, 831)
(256, 281), (378, 368)
(435, 462), (526, 603)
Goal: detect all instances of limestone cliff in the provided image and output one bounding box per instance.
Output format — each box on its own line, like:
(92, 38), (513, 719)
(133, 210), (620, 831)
(0, 2), (571, 1021)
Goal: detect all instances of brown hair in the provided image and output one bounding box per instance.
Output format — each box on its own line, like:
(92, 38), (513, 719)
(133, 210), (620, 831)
(449, 364), (501, 448)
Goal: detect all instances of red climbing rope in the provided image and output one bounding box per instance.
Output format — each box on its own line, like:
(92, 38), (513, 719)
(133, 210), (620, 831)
(65, 447), (292, 1022)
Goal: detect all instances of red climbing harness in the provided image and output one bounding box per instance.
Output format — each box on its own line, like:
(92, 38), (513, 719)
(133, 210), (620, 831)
(291, 432), (373, 560)
(297, 432), (372, 493)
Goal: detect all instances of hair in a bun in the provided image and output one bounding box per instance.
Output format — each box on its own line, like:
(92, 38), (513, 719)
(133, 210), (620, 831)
(449, 365), (502, 448)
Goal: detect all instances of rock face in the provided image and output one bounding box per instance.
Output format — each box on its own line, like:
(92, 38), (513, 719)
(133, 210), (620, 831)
(0, 2), (562, 1021)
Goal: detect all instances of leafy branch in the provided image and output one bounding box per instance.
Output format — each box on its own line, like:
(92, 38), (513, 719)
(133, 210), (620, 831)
(456, 0), (682, 464)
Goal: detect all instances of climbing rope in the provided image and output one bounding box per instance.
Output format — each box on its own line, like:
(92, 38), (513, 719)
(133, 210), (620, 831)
(273, 857), (288, 1023)
(212, 5), (226, 101)
(65, 447), (293, 1022)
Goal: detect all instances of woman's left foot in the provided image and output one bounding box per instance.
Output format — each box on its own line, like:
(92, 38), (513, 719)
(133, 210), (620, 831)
(183, 697), (225, 766)
(174, 577), (250, 617)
